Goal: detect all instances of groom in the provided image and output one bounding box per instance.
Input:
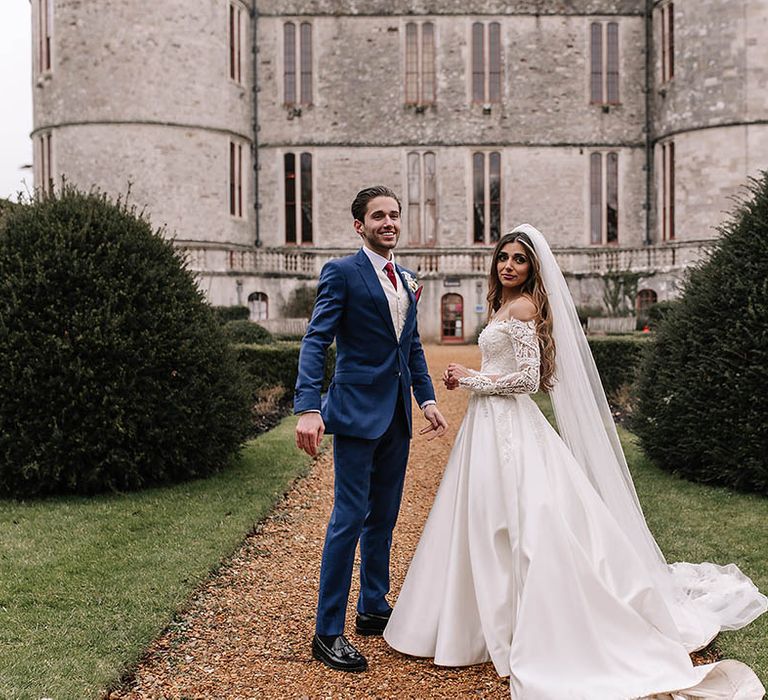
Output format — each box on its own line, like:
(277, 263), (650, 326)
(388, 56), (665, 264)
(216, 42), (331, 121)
(294, 185), (447, 672)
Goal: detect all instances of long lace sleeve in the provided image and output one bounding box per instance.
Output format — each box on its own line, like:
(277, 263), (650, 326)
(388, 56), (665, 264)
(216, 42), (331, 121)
(459, 320), (540, 396)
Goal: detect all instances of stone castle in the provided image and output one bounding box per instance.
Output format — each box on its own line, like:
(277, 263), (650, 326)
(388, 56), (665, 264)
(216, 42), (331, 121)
(31, 0), (768, 341)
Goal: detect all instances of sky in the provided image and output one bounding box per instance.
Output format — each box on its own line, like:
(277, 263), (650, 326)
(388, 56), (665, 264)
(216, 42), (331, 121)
(0, 1), (33, 201)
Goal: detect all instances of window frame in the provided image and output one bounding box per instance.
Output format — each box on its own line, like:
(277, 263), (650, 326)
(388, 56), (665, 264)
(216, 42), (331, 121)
(228, 2), (246, 85)
(660, 140), (675, 241)
(589, 20), (620, 106)
(471, 21), (502, 105)
(660, 2), (675, 84)
(284, 151), (314, 245)
(284, 20), (313, 107)
(589, 150), (620, 245)
(471, 151), (502, 245)
(36, 0), (53, 76)
(406, 150), (437, 246)
(37, 131), (53, 196)
(248, 292), (269, 321)
(229, 140), (245, 219)
(404, 21), (436, 107)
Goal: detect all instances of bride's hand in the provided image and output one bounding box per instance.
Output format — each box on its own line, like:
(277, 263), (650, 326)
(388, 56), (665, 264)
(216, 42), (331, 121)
(444, 363), (470, 390)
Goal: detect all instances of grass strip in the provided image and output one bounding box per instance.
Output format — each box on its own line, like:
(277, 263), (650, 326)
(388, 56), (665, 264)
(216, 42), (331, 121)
(0, 416), (310, 700)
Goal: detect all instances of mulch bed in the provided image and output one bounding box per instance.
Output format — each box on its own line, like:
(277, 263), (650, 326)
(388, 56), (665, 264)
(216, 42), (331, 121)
(114, 345), (718, 699)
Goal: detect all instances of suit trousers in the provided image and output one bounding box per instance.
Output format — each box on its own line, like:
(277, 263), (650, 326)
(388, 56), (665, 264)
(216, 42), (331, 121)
(315, 399), (411, 636)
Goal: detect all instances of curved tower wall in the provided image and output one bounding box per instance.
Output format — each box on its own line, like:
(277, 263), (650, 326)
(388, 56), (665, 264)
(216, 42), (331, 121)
(32, 0), (253, 252)
(653, 0), (768, 240)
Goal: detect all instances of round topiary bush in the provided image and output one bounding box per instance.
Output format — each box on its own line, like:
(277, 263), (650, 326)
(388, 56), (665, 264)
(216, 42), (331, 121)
(0, 186), (252, 497)
(222, 319), (275, 345)
(634, 173), (768, 494)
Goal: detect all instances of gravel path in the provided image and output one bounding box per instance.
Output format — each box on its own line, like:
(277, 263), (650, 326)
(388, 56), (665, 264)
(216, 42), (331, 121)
(117, 345), (509, 699)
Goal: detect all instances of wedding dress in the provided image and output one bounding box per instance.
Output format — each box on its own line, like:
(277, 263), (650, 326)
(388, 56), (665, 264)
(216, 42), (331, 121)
(384, 270), (766, 698)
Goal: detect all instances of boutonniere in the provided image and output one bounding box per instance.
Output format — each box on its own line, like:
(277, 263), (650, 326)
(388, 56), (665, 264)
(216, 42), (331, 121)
(401, 270), (419, 295)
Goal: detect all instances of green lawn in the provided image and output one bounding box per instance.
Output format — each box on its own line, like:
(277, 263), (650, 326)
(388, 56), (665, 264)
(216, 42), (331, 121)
(0, 417), (311, 700)
(533, 394), (768, 682)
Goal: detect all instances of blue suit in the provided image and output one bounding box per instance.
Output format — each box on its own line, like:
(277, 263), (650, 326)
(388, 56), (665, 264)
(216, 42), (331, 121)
(294, 248), (436, 635)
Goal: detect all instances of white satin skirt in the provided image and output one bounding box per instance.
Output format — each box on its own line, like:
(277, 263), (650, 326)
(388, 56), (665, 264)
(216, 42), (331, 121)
(384, 393), (765, 700)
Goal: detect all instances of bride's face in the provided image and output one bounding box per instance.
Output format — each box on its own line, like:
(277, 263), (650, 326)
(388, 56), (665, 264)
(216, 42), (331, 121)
(496, 241), (531, 291)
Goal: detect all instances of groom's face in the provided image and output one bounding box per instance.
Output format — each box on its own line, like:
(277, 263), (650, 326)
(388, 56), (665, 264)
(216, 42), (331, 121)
(354, 196), (401, 258)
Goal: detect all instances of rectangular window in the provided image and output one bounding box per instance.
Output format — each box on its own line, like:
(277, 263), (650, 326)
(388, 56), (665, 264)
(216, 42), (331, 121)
(606, 152), (618, 243)
(472, 23), (484, 103)
(404, 22), (436, 106)
(590, 152), (602, 243)
(284, 22), (312, 106)
(606, 23), (619, 104)
(37, 0), (53, 74)
(590, 151), (619, 244)
(300, 152), (313, 243)
(229, 141), (244, 218)
(590, 21), (620, 105)
(405, 23), (419, 104)
(473, 152), (502, 244)
(661, 3), (674, 83)
(422, 23), (436, 105)
(284, 153), (296, 244)
(471, 22), (502, 104)
(285, 152), (313, 244)
(590, 23), (602, 103)
(37, 132), (53, 196)
(300, 22), (313, 105)
(661, 141), (675, 241)
(406, 151), (438, 246)
(229, 3), (244, 84)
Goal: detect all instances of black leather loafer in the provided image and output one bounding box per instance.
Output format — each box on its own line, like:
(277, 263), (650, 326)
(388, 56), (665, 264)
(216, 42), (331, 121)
(311, 634), (368, 672)
(355, 609), (392, 636)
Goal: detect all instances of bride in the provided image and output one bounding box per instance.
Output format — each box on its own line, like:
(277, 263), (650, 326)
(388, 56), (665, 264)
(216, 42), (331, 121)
(383, 225), (767, 699)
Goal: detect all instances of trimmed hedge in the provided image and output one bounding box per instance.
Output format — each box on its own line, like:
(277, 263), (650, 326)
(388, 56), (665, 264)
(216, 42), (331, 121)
(0, 187), (252, 497)
(212, 305), (250, 323)
(223, 320), (275, 345)
(635, 172), (768, 494)
(587, 335), (649, 397)
(235, 342), (335, 395)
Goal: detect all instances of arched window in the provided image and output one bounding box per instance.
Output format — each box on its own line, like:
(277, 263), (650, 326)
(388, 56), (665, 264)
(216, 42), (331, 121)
(248, 292), (268, 321)
(636, 289), (657, 313)
(441, 293), (464, 343)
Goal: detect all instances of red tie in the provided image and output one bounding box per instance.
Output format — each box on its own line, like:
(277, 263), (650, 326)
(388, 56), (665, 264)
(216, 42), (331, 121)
(383, 261), (398, 290)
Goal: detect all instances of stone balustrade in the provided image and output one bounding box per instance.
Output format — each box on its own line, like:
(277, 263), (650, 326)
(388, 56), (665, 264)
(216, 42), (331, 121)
(175, 240), (714, 278)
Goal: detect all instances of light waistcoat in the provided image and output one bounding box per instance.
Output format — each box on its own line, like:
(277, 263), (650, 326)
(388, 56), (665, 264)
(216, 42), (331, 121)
(361, 245), (411, 341)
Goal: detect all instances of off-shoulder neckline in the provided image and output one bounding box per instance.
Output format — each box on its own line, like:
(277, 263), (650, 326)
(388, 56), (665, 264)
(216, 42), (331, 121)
(488, 316), (536, 328)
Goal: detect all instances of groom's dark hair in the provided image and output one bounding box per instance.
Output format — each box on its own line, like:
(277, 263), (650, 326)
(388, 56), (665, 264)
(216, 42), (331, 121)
(351, 185), (402, 222)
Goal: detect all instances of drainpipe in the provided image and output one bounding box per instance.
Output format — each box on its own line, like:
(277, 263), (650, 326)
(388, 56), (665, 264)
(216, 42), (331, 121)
(644, 0), (654, 246)
(252, 2), (261, 248)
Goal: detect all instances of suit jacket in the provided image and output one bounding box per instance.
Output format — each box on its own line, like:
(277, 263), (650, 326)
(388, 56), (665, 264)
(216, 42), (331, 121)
(294, 248), (435, 439)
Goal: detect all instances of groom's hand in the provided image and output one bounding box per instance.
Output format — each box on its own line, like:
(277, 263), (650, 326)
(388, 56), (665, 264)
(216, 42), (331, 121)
(419, 404), (448, 440)
(296, 412), (325, 456)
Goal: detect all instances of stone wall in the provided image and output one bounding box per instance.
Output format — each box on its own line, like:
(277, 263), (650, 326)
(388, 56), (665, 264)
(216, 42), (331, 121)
(33, 0), (254, 246)
(256, 1), (645, 16)
(656, 124), (768, 241)
(651, 0), (768, 242)
(257, 14), (646, 148)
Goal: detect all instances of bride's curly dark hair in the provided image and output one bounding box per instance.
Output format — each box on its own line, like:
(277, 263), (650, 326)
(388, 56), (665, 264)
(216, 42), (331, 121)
(486, 231), (556, 392)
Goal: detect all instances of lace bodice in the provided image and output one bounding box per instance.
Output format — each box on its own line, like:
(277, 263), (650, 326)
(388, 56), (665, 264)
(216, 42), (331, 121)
(458, 318), (540, 396)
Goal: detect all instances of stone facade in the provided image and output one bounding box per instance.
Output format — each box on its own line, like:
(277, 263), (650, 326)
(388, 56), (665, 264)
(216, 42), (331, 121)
(32, 0), (768, 341)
